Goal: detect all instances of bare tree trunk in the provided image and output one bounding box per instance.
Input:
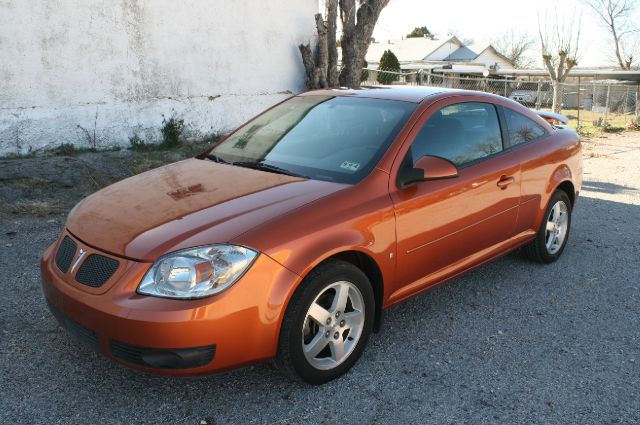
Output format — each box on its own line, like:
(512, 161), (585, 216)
(541, 52), (574, 114)
(552, 82), (564, 113)
(315, 14), (329, 88)
(326, 0), (339, 87)
(298, 0), (389, 89)
(298, 44), (319, 89)
(338, 0), (390, 87)
(538, 11), (580, 114)
(298, 14), (330, 89)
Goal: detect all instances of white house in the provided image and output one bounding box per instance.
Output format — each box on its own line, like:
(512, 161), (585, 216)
(366, 36), (464, 63)
(0, 0), (317, 155)
(366, 36), (513, 70)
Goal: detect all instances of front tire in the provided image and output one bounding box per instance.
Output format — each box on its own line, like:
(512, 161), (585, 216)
(275, 259), (374, 384)
(524, 189), (572, 263)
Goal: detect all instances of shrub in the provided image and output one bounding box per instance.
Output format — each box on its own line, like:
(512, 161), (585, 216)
(52, 143), (76, 156)
(377, 50), (401, 85)
(361, 60), (369, 83)
(161, 116), (184, 149)
(603, 125), (625, 134)
(200, 133), (222, 145)
(128, 134), (149, 151)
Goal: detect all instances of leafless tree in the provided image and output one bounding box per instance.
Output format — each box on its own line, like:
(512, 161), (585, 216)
(538, 10), (583, 113)
(582, 0), (639, 122)
(582, 0), (638, 69)
(299, 0), (390, 89)
(492, 30), (536, 68)
(447, 29), (474, 46)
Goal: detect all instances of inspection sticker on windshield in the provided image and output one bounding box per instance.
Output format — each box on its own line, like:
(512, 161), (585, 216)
(340, 161), (361, 172)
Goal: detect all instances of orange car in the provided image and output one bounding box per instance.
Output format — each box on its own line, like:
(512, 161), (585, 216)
(41, 87), (582, 384)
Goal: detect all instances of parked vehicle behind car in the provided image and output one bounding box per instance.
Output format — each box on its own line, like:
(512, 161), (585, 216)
(41, 86), (582, 384)
(509, 82), (553, 107)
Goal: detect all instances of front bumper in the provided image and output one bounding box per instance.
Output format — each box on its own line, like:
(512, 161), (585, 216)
(40, 231), (301, 375)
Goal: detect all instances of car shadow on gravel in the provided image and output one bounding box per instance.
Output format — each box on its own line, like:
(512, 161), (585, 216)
(582, 180), (638, 195)
(1, 196), (639, 424)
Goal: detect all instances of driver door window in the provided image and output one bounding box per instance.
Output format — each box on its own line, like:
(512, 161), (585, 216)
(410, 102), (503, 167)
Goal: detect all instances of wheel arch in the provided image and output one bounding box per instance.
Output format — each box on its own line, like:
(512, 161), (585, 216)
(278, 248), (386, 335)
(556, 180), (576, 207)
(325, 250), (385, 332)
(546, 164), (577, 205)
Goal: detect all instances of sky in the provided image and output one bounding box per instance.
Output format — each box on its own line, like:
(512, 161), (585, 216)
(370, 0), (640, 68)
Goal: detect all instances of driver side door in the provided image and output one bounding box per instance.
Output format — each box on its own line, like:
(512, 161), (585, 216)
(389, 99), (521, 301)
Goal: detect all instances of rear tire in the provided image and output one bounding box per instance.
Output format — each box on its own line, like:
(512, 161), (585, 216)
(524, 189), (572, 263)
(274, 259), (374, 384)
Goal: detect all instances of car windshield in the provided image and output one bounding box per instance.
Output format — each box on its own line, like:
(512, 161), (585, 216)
(207, 95), (416, 184)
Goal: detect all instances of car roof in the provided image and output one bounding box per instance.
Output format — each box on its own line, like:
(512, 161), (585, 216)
(297, 86), (460, 103)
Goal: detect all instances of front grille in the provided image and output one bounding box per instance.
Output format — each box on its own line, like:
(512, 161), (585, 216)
(110, 340), (216, 370)
(55, 236), (77, 273)
(75, 254), (119, 288)
(47, 300), (99, 349)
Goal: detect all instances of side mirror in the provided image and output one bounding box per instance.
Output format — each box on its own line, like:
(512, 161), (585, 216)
(397, 155), (459, 189)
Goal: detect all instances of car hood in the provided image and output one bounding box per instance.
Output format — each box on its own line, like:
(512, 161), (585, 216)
(67, 158), (346, 261)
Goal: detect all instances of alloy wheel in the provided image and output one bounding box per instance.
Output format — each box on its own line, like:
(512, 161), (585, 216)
(301, 281), (365, 370)
(545, 200), (569, 254)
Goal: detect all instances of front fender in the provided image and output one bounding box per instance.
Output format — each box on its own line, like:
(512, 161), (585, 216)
(234, 170), (397, 307)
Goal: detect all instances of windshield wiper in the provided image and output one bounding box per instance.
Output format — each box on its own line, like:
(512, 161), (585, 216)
(233, 161), (309, 179)
(205, 153), (229, 164)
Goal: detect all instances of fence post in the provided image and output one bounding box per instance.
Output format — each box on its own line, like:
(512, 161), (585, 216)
(636, 85), (640, 124)
(535, 82), (542, 109)
(577, 77), (581, 129)
(604, 84), (611, 127)
(623, 86), (630, 123)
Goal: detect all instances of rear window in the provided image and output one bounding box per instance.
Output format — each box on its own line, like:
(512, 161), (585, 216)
(504, 108), (548, 145)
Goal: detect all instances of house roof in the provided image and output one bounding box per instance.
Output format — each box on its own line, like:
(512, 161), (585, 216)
(365, 36), (461, 63)
(470, 44), (514, 66)
(365, 37), (514, 68)
(443, 43), (513, 66)
(443, 46), (477, 61)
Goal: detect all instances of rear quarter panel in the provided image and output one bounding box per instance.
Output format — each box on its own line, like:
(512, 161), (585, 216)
(514, 126), (582, 234)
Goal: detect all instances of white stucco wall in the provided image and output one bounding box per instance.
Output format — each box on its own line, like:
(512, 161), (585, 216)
(0, 0), (317, 155)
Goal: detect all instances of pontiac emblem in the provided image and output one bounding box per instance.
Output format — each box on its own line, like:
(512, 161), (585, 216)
(71, 249), (87, 273)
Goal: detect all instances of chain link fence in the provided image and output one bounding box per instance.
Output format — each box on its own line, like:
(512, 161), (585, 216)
(365, 69), (640, 133)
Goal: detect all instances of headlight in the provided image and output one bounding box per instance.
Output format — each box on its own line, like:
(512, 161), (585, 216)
(137, 245), (258, 299)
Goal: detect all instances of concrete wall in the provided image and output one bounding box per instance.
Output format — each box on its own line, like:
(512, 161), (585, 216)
(0, 0), (317, 155)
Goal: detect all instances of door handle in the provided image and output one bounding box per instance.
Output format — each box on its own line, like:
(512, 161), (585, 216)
(497, 175), (515, 189)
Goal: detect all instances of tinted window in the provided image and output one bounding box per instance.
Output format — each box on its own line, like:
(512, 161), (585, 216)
(411, 102), (503, 167)
(504, 108), (547, 145)
(210, 96), (416, 184)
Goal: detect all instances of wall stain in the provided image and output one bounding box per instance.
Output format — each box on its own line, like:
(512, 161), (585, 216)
(121, 0), (153, 102)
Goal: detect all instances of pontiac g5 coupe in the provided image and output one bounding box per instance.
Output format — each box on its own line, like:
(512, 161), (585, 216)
(41, 87), (582, 384)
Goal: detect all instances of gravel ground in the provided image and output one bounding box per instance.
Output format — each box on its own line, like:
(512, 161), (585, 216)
(1, 132), (639, 425)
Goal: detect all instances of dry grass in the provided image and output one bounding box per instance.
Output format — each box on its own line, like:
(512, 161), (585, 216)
(584, 149), (611, 159)
(0, 200), (69, 217)
(2, 177), (50, 190)
(127, 157), (166, 175)
(555, 109), (635, 138)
